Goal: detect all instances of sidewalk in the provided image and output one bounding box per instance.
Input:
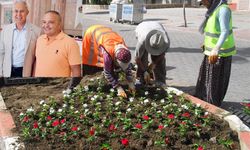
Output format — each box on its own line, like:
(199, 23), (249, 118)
(81, 8), (250, 109)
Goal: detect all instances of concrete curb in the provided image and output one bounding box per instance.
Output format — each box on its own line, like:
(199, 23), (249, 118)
(0, 92), (23, 150)
(184, 94), (250, 150)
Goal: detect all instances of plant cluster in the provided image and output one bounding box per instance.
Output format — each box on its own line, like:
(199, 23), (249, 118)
(18, 77), (238, 149)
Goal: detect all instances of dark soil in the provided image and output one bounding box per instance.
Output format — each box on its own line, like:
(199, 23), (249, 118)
(0, 76), (240, 150)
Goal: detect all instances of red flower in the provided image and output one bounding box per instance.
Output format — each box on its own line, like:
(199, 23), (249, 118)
(180, 121), (187, 125)
(158, 125), (164, 130)
(121, 138), (129, 146)
(135, 123), (142, 129)
(71, 126), (78, 131)
(167, 114), (175, 119)
(23, 116), (29, 122)
(143, 115), (149, 120)
(242, 103), (250, 108)
(193, 123), (201, 127)
(47, 116), (52, 121)
(197, 146), (203, 150)
(60, 119), (66, 124)
(109, 124), (116, 132)
(165, 137), (169, 144)
(33, 121), (39, 129)
(182, 112), (191, 118)
(89, 127), (95, 136)
(52, 120), (60, 127)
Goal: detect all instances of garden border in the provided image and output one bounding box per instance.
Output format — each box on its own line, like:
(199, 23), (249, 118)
(0, 89), (250, 150)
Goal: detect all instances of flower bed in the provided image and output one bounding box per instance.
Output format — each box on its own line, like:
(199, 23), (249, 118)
(1, 77), (240, 149)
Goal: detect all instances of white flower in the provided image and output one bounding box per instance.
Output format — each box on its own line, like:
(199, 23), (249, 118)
(157, 110), (161, 113)
(84, 109), (89, 113)
(145, 91), (149, 95)
(27, 107), (34, 112)
(84, 86), (89, 91)
(166, 87), (183, 95)
(204, 112), (209, 116)
(43, 104), (47, 107)
(83, 104), (88, 108)
(115, 101), (121, 106)
(110, 88), (115, 92)
(181, 105), (188, 110)
(91, 97), (95, 101)
(107, 95), (111, 98)
(152, 102), (157, 107)
(157, 88), (161, 91)
(49, 108), (55, 114)
(96, 102), (101, 105)
(196, 103), (201, 107)
(19, 112), (24, 116)
(129, 97), (134, 102)
(39, 100), (45, 105)
(58, 109), (62, 112)
(70, 106), (74, 110)
(94, 95), (98, 99)
(127, 108), (131, 112)
(160, 99), (165, 103)
(90, 78), (94, 82)
(96, 77), (100, 80)
(75, 111), (79, 114)
(63, 104), (67, 108)
(144, 99), (149, 104)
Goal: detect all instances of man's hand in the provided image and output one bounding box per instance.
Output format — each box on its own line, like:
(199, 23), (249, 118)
(208, 47), (219, 64)
(143, 71), (151, 84)
(128, 82), (136, 94)
(117, 86), (127, 98)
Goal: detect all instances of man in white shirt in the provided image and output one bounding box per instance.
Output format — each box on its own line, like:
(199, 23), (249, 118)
(0, 1), (41, 77)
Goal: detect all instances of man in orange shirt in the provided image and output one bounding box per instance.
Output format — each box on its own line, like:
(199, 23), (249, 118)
(34, 11), (81, 77)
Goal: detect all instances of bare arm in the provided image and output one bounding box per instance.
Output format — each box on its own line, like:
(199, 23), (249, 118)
(70, 64), (81, 77)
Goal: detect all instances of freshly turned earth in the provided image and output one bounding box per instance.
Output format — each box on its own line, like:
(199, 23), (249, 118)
(0, 76), (240, 150)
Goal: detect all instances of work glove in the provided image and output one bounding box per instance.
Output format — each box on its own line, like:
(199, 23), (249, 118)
(148, 63), (156, 72)
(128, 82), (136, 94)
(143, 71), (151, 84)
(117, 86), (127, 98)
(208, 47), (219, 64)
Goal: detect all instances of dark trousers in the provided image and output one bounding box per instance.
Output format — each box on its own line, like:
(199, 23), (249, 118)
(11, 67), (23, 77)
(195, 55), (232, 107)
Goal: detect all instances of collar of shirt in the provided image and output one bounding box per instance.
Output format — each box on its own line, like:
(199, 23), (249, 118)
(14, 23), (27, 31)
(43, 31), (65, 41)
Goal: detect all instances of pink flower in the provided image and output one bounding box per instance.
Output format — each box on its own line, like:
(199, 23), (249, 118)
(71, 126), (78, 131)
(89, 127), (95, 136)
(60, 119), (66, 124)
(23, 116), (29, 122)
(143, 115), (149, 120)
(197, 146), (203, 150)
(33, 121), (39, 129)
(52, 120), (60, 127)
(165, 137), (169, 144)
(135, 123), (142, 129)
(167, 114), (175, 119)
(158, 125), (164, 130)
(193, 123), (201, 127)
(121, 138), (129, 146)
(47, 116), (52, 121)
(109, 124), (116, 132)
(80, 114), (84, 119)
(182, 112), (191, 118)
(180, 121), (187, 125)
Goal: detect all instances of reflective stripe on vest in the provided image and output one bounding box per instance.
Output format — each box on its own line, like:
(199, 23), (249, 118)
(87, 26), (110, 65)
(204, 4), (236, 57)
